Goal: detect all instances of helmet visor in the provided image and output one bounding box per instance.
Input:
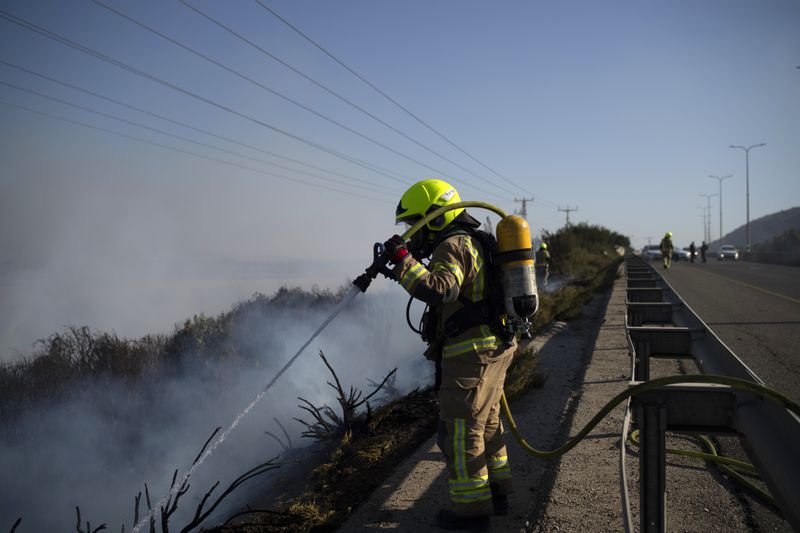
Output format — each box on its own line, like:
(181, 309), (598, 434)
(396, 215), (421, 229)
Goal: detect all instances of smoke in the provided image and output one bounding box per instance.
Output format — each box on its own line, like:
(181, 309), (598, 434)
(539, 274), (569, 293)
(0, 172), (370, 362)
(0, 285), (430, 532)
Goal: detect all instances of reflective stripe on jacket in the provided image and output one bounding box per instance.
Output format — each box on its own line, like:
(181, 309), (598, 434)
(393, 233), (498, 358)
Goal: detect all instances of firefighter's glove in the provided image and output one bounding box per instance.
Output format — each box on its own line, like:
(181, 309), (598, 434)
(384, 235), (409, 264)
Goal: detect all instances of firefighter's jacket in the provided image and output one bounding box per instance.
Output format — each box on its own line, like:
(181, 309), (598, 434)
(393, 232), (511, 359)
(660, 236), (673, 255)
(535, 248), (551, 266)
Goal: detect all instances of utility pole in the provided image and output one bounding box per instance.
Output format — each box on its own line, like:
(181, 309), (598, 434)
(708, 174), (733, 245)
(699, 194), (717, 246)
(697, 207), (708, 243)
(698, 212), (707, 243)
(514, 197), (535, 218)
(558, 206), (578, 227)
(730, 143), (766, 252)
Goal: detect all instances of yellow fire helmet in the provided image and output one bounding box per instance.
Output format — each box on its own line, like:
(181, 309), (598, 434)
(666, 231), (673, 238)
(539, 243), (548, 250)
(395, 179), (464, 232)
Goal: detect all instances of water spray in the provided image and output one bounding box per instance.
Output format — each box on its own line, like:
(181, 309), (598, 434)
(133, 286), (361, 532)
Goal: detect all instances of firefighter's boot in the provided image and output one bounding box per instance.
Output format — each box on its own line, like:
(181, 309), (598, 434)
(433, 509), (491, 532)
(491, 492), (509, 516)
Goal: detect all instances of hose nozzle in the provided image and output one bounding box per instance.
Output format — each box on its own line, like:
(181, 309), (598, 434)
(353, 242), (394, 292)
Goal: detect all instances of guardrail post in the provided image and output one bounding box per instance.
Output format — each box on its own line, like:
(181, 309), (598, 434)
(629, 327), (694, 382)
(634, 338), (651, 381)
(638, 402), (667, 533)
(627, 303), (674, 326)
(627, 288), (663, 303)
(628, 278), (659, 288)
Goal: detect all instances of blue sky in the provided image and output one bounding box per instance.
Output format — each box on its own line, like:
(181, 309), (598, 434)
(1, 0), (798, 355)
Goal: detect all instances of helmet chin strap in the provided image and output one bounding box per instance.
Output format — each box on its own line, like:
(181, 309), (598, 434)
(408, 226), (433, 257)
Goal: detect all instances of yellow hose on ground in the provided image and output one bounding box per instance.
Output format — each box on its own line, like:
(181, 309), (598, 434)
(627, 429), (774, 505)
(500, 373), (799, 458)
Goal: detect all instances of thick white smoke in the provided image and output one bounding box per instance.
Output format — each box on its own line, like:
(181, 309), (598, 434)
(0, 284), (432, 532)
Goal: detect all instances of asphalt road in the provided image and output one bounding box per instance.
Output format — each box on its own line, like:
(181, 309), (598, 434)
(655, 258), (800, 404)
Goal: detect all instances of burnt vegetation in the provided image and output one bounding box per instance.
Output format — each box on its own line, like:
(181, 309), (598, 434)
(71, 427), (287, 533)
(2, 224), (625, 532)
(294, 351), (397, 442)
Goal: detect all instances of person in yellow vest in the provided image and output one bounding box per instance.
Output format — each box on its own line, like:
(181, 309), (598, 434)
(535, 242), (551, 288)
(383, 179), (516, 531)
(660, 232), (674, 269)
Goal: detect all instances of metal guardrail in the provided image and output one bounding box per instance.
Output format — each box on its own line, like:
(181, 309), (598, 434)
(623, 256), (800, 532)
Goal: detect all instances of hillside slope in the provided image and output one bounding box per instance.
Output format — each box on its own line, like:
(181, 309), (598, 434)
(710, 206), (800, 249)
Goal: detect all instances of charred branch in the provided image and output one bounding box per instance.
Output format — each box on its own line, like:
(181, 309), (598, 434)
(75, 507), (107, 533)
(294, 352), (397, 443)
(363, 368), (398, 405)
(367, 371), (400, 403)
(193, 427), (221, 465)
(178, 459), (283, 533)
(264, 417), (293, 451)
(294, 397), (344, 441)
(133, 492), (141, 531)
(114, 427), (284, 533)
(143, 483), (155, 533)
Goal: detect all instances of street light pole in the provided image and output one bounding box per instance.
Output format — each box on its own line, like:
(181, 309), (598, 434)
(699, 193), (717, 246)
(708, 174), (733, 245)
(729, 143), (766, 252)
(697, 207), (708, 243)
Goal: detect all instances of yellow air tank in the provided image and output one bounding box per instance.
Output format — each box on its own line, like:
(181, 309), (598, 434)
(495, 215), (538, 336)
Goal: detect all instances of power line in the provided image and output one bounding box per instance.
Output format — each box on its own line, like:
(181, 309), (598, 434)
(89, 0), (506, 200)
(0, 59), (401, 195)
(0, 79), (397, 198)
(255, 0), (535, 197)
(177, 0), (520, 199)
(0, 99), (392, 203)
(0, 8), (414, 187)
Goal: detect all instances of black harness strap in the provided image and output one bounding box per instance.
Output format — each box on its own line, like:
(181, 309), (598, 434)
(494, 248), (535, 264)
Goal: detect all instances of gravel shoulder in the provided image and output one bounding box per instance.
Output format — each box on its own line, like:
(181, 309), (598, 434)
(338, 268), (790, 532)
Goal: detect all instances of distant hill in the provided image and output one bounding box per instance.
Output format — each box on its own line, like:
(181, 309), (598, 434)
(710, 207), (800, 250)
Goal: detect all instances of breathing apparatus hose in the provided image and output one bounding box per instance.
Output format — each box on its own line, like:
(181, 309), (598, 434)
(393, 201), (800, 472)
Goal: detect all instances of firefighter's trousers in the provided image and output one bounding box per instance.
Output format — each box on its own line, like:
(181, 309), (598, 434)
(436, 344), (515, 516)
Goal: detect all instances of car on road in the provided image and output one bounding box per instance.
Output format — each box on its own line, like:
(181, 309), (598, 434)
(718, 244), (740, 261)
(673, 247), (691, 261)
(642, 245), (662, 260)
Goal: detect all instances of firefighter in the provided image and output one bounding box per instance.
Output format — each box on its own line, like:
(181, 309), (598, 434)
(383, 179), (516, 531)
(689, 241), (696, 263)
(660, 231), (674, 269)
(535, 242), (551, 288)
